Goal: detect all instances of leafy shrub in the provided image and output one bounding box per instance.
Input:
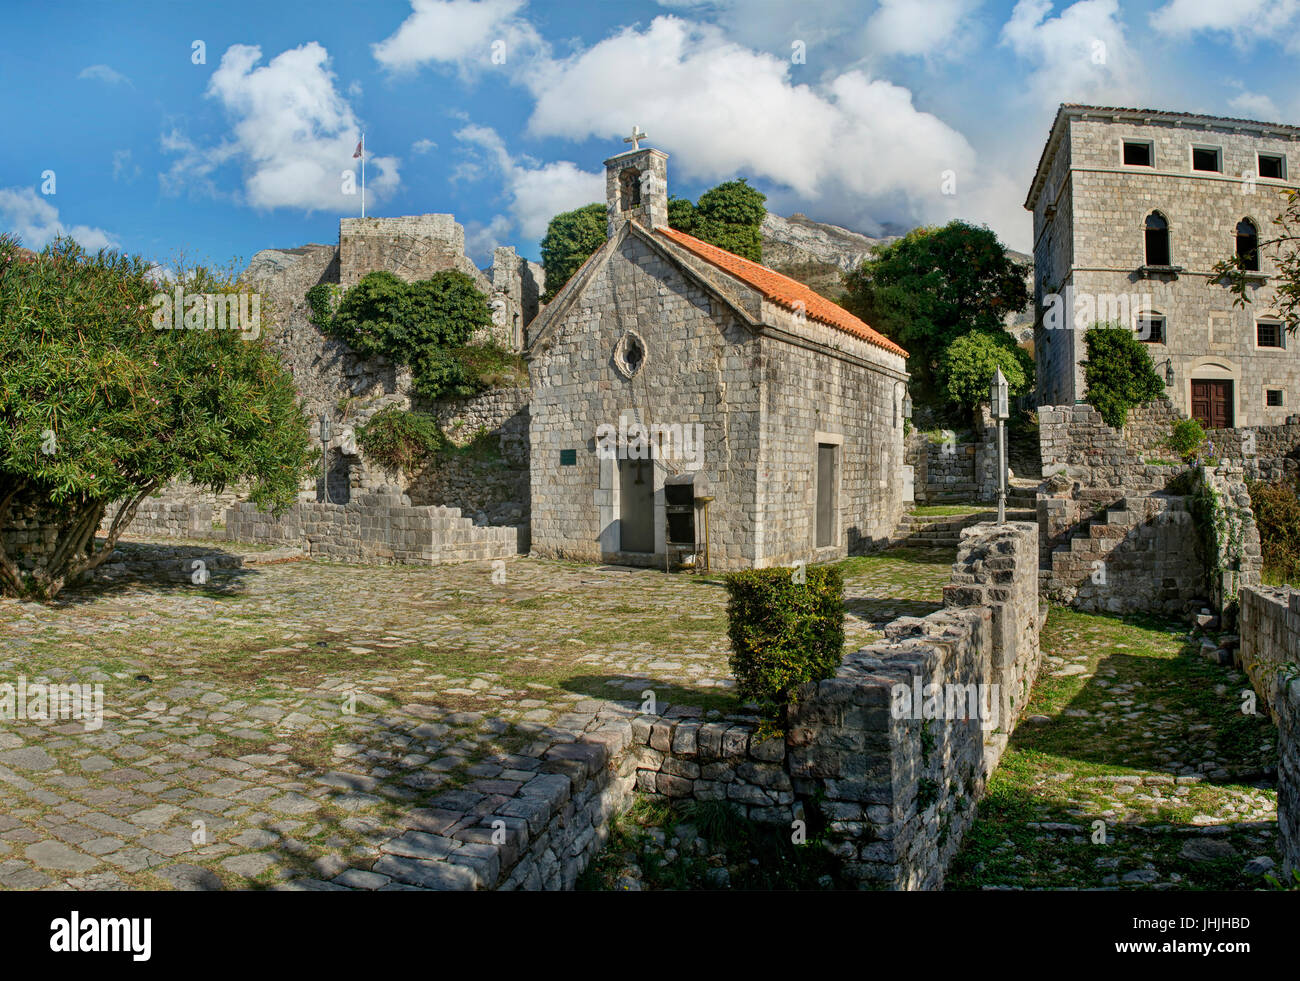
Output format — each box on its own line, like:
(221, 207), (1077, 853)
(940, 330), (1032, 414)
(1247, 479), (1300, 585)
(315, 270), (492, 400)
(0, 234), (313, 598)
(722, 565), (845, 717)
(1166, 418), (1207, 462)
(305, 282), (341, 327)
(356, 407), (444, 474)
(1081, 323), (1167, 428)
(456, 342), (528, 390)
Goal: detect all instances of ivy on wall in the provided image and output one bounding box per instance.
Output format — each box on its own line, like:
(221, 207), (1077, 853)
(1189, 467), (1255, 613)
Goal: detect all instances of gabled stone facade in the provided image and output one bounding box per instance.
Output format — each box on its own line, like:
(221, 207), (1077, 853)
(1027, 104), (1300, 426)
(526, 145), (909, 571)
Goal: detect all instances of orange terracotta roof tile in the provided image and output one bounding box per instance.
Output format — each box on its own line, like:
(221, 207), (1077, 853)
(655, 225), (907, 359)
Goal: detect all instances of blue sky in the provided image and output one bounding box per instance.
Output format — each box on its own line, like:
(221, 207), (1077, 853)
(2, 0), (1298, 271)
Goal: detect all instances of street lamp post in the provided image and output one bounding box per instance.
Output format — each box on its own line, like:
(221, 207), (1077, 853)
(319, 412), (332, 504)
(990, 368), (1009, 525)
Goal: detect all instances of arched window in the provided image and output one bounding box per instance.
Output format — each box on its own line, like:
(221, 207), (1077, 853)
(619, 168), (641, 210)
(1236, 219), (1259, 271)
(1144, 212), (1170, 266)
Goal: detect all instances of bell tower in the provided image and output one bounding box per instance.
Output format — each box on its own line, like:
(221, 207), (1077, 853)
(604, 126), (668, 237)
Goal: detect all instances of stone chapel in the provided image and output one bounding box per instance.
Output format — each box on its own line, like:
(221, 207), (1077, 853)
(525, 137), (910, 570)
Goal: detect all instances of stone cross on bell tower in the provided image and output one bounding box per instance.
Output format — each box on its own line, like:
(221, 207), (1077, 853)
(604, 128), (668, 237)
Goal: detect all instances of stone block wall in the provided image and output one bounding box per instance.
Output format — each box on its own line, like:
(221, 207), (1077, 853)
(224, 491), (518, 565)
(1042, 493), (1204, 615)
(1039, 402), (1186, 494)
(784, 521), (1039, 888)
(907, 431), (979, 502)
(905, 409), (1005, 505)
(627, 716), (794, 824)
(1238, 587), (1300, 720)
(1237, 585), (1300, 877)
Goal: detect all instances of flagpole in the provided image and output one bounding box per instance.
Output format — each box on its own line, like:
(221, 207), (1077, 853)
(361, 132), (366, 219)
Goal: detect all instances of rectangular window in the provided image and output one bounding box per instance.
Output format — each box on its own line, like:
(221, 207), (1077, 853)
(559, 449), (577, 466)
(1257, 321), (1285, 348)
(1123, 141), (1153, 166)
(1259, 153), (1286, 180)
(1136, 316), (1165, 343)
(1266, 389), (1284, 407)
(1192, 146), (1222, 172)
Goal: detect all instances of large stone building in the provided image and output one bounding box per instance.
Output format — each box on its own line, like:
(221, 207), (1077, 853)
(1027, 104), (1300, 427)
(525, 141), (909, 570)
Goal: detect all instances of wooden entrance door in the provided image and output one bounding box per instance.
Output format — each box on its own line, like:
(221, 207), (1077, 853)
(1190, 379), (1234, 429)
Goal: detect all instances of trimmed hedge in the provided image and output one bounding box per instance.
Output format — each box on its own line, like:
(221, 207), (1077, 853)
(722, 564), (845, 717)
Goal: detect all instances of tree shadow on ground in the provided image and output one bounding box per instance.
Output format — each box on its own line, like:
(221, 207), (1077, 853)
(843, 596), (943, 630)
(50, 541), (263, 607)
(559, 673), (743, 718)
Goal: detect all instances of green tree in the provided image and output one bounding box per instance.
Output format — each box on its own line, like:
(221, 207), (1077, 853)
(841, 221), (1030, 403)
(940, 330), (1032, 416)
(667, 196), (697, 234)
(1214, 187), (1300, 336)
(0, 235), (314, 599)
(538, 178), (769, 301)
(319, 269), (491, 400)
(1080, 322), (1167, 428)
(689, 178), (766, 261)
(540, 203), (607, 303)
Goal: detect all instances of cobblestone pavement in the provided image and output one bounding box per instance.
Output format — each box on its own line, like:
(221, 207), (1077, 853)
(0, 539), (952, 891)
(949, 607), (1282, 890)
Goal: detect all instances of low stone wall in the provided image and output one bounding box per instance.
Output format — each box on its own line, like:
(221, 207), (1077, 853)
(1039, 403), (1185, 495)
(614, 521), (1041, 891)
(1238, 587), (1300, 720)
(1237, 585), (1300, 876)
(224, 490), (519, 564)
(627, 716), (794, 824)
(906, 409), (1002, 505)
(1203, 418), (1300, 484)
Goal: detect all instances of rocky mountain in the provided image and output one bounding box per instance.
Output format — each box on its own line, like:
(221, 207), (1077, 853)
(761, 211), (1035, 343)
(760, 212), (896, 301)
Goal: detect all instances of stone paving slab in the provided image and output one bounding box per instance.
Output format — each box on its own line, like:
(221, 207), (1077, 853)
(0, 545), (951, 890)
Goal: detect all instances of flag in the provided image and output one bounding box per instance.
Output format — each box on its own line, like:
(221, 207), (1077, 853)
(353, 140), (363, 159)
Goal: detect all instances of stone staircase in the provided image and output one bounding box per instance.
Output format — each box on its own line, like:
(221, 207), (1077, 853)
(1044, 493), (1203, 614)
(894, 505), (1036, 548)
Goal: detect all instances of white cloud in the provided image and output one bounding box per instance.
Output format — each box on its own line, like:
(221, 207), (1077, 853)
(112, 149), (141, 183)
(373, 0), (541, 73)
(521, 17), (976, 232)
(0, 186), (118, 252)
(163, 42), (400, 212)
(455, 124), (604, 240)
(464, 213), (513, 262)
(159, 127), (238, 200)
(78, 64), (131, 86)
(411, 138), (439, 154)
(864, 0), (983, 58)
(1150, 0), (1300, 50)
(1000, 0), (1140, 110)
(1228, 90), (1282, 121)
